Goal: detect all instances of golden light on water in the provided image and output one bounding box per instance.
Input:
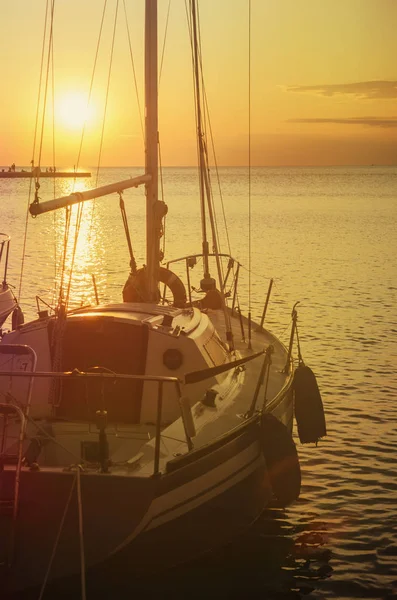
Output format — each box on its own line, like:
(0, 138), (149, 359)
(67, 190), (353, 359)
(52, 179), (105, 309)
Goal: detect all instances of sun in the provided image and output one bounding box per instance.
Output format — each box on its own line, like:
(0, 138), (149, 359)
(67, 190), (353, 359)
(56, 91), (95, 130)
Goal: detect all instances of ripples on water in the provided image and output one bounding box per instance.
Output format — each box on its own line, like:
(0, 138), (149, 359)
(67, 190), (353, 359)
(1, 166), (396, 598)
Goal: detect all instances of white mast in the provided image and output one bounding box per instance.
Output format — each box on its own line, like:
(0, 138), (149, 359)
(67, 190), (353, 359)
(145, 0), (160, 301)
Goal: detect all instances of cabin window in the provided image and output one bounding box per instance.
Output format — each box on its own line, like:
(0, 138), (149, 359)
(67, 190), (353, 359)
(56, 318), (148, 424)
(163, 348), (183, 370)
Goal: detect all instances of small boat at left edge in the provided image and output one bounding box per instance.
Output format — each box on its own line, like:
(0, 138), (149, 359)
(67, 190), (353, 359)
(0, 235), (22, 330)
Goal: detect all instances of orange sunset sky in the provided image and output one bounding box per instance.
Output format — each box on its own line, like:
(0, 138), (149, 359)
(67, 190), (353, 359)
(0, 0), (396, 168)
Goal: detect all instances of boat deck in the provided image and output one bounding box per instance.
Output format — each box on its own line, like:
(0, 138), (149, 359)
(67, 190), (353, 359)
(126, 309), (292, 476)
(0, 307), (293, 480)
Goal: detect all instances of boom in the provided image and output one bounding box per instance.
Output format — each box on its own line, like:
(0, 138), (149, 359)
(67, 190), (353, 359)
(29, 174), (151, 216)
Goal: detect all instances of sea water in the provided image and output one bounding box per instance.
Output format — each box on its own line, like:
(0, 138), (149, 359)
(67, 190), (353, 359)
(1, 165), (396, 599)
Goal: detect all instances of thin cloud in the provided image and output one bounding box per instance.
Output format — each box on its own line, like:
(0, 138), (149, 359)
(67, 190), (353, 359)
(287, 117), (397, 128)
(286, 81), (397, 100)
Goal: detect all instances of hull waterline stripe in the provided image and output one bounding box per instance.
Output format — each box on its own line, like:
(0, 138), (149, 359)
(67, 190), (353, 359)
(145, 453), (262, 531)
(110, 441), (263, 555)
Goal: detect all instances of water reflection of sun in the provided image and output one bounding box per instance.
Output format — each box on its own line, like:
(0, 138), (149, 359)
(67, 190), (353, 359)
(53, 180), (104, 309)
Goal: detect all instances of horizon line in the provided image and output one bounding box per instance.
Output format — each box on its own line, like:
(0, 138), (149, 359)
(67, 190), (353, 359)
(1, 163), (395, 169)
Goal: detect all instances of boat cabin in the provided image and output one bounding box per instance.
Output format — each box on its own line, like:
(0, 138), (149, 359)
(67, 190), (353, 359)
(0, 303), (229, 426)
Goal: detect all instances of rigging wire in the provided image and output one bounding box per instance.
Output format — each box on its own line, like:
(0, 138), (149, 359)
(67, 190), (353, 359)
(248, 0), (252, 347)
(75, 0), (109, 175)
(186, 0), (228, 287)
(188, 3), (243, 315)
(185, 1), (208, 273)
(63, 0), (119, 310)
(63, 206), (84, 310)
(158, 137), (166, 259)
(157, 0), (172, 260)
(18, 0), (51, 303)
(202, 89), (231, 257)
(123, 0), (145, 145)
(95, 0), (119, 187)
(188, 0), (234, 347)
(51, 19), (57, 302)
(119, 192), (137, 273)
(76, 0), (108, 263)
(61, 0), (144, 310)
(159, 0), (172, 85)
(37, 0), (55, 173)
(191, 2), (226, 288)
(58, 207), (72, 308)
(51, 26), (56, 191)
(196, 5), (225, 283)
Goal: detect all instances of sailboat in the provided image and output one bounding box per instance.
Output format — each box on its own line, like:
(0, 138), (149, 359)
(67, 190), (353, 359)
(0, 1), (326, 595)
(0, 235), (17, 329)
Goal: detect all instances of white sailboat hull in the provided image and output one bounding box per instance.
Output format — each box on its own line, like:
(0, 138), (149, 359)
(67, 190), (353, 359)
(0, 0), (326, 594)
(1, 416), (279, 594)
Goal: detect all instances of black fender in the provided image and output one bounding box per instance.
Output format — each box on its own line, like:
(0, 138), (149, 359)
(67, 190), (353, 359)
(293, 365), (326, 444)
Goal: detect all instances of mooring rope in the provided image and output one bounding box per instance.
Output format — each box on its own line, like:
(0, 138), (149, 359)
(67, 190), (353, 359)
(38, 472), (77, 600)
(76, 465), (87, 600)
